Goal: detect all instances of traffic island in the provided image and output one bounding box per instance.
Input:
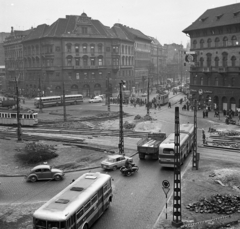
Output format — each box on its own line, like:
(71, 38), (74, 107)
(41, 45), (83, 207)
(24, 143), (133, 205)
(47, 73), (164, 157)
(153, 158), (240, 229)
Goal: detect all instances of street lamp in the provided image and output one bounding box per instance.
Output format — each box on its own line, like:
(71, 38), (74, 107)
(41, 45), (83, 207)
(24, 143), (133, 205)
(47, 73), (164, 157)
(38, 74), (43, 113)
(119, 80), (126, 155)
(106, 72), (111, 112)
(15, 76), (22, 142)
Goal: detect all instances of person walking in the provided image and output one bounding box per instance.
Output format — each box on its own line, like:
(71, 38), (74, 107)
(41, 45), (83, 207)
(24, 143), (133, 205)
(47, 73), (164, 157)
(168, 102), (171, 108)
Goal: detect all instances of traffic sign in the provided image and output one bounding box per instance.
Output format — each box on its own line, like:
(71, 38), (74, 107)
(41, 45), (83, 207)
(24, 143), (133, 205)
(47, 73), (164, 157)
(162, 180), (170, 188)
(162, 187), (170, 195)
(186, 51), (196, 54)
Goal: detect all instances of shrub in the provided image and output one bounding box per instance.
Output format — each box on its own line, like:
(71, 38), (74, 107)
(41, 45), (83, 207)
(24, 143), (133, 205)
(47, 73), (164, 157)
(16, 142), (58, 164)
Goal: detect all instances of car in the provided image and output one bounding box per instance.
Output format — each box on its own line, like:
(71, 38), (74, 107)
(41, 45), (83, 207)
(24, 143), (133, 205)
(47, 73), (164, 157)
(141, 93), (147, 97)
(89, 96), (103, 103)
(101, 155), (133, 170)
(25, 164), (65, 182)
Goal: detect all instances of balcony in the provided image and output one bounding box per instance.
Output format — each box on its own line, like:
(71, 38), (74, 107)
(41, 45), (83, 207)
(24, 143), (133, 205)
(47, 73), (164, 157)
(211, 67), (226, 72)
(74, 65), (107, 69)
(227, 67), (240, 72)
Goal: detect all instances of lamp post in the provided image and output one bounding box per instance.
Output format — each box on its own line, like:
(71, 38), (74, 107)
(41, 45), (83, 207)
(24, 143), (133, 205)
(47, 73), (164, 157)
(147, 76), (150, 116)
(62, 72), (67, 122)
(15, 76), (22, 141)
(38, 74), (43, 113)
(119, 80), (126, 155)
(106, 72), (111, 112)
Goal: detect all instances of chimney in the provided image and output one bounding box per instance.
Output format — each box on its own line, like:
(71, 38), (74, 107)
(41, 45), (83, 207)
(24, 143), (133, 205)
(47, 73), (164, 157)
(11, 26), (14, 34)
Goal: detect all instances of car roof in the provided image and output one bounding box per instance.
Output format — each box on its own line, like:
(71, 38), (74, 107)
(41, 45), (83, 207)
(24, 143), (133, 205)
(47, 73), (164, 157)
(32, 164), (51, 170)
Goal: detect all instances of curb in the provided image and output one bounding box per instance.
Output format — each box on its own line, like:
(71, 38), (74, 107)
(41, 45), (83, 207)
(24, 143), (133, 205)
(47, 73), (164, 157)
(0, 149), (139, 178)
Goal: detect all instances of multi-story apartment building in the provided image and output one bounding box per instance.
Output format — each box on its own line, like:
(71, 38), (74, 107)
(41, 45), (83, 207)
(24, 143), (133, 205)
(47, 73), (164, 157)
(114, 24), (152, 94)
(4, 27), (31, 95)
(148, 36), (167, 85)
(183, 3), (240, 111)
(4, 13), (135, 98)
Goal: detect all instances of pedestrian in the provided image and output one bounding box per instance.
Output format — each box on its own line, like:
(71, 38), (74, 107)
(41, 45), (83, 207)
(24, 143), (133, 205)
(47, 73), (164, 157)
(202, 130), (206, 144)
(70, 179), (75, 184)
(205, 107), (208, 118)
(238, 111), (240, 125)
(168, 102), (171, 108)
(203, 108), (206, 118)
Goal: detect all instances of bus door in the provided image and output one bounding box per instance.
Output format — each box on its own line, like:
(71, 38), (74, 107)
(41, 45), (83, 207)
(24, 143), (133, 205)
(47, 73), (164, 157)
(97, 188), (104, 217)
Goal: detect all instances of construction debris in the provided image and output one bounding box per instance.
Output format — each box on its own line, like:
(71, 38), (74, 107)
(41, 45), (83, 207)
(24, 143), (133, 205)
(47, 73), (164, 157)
(186, 194), (240, 215)
(123, 121), (136, 129)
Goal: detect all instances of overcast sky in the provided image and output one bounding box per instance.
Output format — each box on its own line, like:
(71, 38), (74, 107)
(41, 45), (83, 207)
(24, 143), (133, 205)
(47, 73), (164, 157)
(0, 0), (239, 47)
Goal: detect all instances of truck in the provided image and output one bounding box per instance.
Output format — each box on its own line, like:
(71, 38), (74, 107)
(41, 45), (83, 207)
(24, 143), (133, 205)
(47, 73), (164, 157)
(137, 133), (167, 160)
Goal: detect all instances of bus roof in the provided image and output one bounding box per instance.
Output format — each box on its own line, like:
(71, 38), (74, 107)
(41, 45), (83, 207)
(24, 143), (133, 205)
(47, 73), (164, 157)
(159, 132), (189, 148)
(33, 172), (111, 221)
(180, 123), (194, 134)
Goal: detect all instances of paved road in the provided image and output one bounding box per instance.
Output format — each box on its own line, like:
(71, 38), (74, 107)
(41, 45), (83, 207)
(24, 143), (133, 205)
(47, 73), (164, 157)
(0, 91), (226, 229)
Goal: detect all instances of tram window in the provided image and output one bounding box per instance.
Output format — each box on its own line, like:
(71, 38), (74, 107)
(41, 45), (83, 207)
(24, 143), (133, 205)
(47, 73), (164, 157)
(84, 201), (91, 212)
(12, 114), (16, 118)
(60, 221), (66, 228)
(20, 114), (23, 119)
(29, 114), (33, 119)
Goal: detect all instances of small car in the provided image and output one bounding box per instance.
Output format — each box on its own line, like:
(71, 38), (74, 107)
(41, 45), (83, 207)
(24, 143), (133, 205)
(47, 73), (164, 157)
(101, 155), (133, 170)
(25, 164), (65, 182)
(89, 96), (103, 103)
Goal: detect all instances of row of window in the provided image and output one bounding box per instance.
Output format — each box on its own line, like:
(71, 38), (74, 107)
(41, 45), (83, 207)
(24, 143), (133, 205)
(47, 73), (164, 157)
(192, 35), (238, 49)
(193, 76), (236, 87)
(198, 55), (238, 67)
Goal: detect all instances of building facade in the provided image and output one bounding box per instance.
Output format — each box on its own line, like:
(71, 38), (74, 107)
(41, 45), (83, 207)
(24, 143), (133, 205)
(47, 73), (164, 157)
(183, 3), (240, 111)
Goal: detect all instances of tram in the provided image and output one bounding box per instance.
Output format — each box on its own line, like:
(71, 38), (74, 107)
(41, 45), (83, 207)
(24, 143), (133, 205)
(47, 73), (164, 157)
(0, 109), (38, 126)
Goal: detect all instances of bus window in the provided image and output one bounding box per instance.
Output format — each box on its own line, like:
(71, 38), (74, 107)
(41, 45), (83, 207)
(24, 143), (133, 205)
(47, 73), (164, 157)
(35, 218), (46, 227)
(47, 221), (59, 228)
(92, 194), (98, 204)
(163, 149), (174, 154)
(76, 208), (83, 219)
(20, 114), (23, 119)
(60, 221), (66, 229)
(84, 201), (91, 213)
(30, 114), (33, 119)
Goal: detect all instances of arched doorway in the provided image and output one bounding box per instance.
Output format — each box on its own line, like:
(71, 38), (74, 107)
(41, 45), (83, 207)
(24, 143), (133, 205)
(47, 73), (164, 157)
(230, 97), (236, 111)
(71, 84), (79, 94)
(83, 84), (90, 97)
(222, 96), (227, 111)
(213, 96), (219, 110)
(94, 84), (101, 96)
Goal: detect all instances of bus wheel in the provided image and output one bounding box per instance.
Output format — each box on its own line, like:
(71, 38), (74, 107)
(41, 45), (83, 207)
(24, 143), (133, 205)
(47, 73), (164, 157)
(83, 223), (88, 229)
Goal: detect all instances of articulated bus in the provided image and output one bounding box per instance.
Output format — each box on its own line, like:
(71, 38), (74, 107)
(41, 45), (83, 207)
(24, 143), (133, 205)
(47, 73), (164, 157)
(158, 123), (194, 167)
(33, 172), (113, 229)
(34, 94), (83, 108)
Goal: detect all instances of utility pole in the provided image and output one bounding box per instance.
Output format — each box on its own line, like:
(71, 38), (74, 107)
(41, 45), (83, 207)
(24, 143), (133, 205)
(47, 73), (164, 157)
(192, 99), (199, 170)
(15, 75), (22, 142)
(62, 72), (67, 122)
(172, 107), (183, 227)
(38, 74), (43, 113)
(106, 72), (111, 112)
(119, 80), (125, 155)
(147, 76), (150, 116)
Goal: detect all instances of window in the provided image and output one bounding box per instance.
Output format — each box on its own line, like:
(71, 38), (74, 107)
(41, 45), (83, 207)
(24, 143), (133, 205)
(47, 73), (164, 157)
(222, 54), (228, 67)
(66, 44), (72, 52)
(84, 201), (91, 212)
(98, 56), (103, 66)
(215, 38), (220, 47)
(75, 45), (79, 53)
(91, 72), (95, 79)
(99, 71), (102, 78)
(193, 40), (197, 49)
(199, 57), (204, 67)
(200, 39), (204, 48)
(90, 58), (95, 66)
(194, 76), (197, 85)
(215, 77), (219, 86)
(231, 56), (236, 67)
(231, 78), (235, 86)
(207, 77), (211, 86)
(83, 44), (87, 53)
(77, 208), (83, 219)
(75, 58), (80, 66)
(67, 57), (72, 66)
(84, 72), (88, 80)
(200, 77), (203, 85)
(83, 56), (88, 66)
(231, 36), (238, 46)
(122, 56), (125, 65)
(223, 37), (228, 47)
(82, 27), (88, 34)
(215, 57), (219, 67)
(90, 44), (95, 54)
(122, 45), (124, 53)
(206, 53), (211, 67)
(98, 44), (103, 53)
(207, 38), (212, 48)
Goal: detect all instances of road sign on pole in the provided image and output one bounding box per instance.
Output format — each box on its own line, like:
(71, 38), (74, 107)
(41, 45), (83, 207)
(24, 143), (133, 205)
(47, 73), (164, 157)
(162, 180), (170, 219)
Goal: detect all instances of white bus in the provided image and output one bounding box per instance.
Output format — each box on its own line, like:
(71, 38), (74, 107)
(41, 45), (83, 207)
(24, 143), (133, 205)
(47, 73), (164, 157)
(34, 94), (83, 108)
(158, 123), (194, 167)
(0, 109), (38, 126)
(33, 172), (113, 229)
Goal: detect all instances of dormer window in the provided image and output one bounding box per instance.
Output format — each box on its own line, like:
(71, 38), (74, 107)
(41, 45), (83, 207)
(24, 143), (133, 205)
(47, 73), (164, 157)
(199, 17), (208, 22)
(82, 27), (87, 34)
(216, 14), (223, 20)
(233, 11), (240, 17)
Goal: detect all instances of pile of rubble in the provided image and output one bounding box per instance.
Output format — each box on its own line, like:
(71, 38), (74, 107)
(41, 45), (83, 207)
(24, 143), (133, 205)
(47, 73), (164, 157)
(186, 194), (240, 214)
(123, 121), (136, 129)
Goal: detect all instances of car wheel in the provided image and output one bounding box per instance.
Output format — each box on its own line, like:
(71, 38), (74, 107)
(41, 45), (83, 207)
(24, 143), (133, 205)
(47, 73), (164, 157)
(54, 175), (62, 181)
(30, 176), (37, 182)
(113, 166), (118, 171)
